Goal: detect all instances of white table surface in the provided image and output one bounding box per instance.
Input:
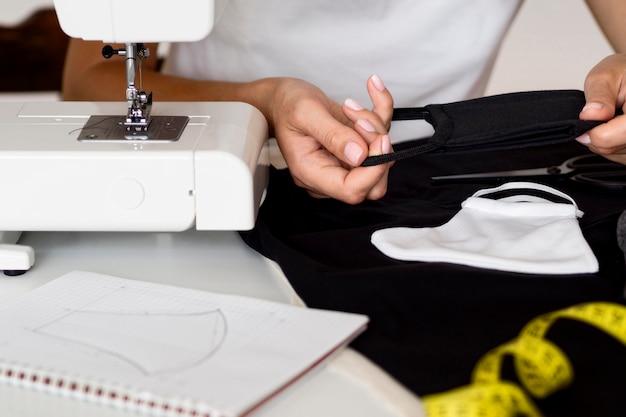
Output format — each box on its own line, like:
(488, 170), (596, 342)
(0, 230), (423, 417)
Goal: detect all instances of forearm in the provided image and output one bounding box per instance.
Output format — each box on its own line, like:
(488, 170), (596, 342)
(61, 40), (281, 127)
(585, 0), (626, 53)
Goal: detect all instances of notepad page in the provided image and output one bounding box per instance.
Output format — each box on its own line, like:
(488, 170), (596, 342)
(0, 271), (368, 417)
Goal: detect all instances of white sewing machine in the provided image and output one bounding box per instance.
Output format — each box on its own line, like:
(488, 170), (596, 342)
(0, 0), (269, 275)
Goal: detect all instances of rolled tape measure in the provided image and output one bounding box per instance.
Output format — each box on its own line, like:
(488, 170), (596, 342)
(423, 302), (626, 417)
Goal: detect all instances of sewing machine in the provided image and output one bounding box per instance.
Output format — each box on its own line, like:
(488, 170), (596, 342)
(0, 0), (269, 275)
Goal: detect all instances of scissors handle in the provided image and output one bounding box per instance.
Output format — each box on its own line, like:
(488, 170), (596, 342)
(566, 154), (623, 172)
(573, 171), (626, 190)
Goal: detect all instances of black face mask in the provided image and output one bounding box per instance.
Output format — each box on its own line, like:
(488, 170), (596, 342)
(362, 90), (604, 166)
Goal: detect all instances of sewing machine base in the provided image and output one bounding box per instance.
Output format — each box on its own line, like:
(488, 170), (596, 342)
(0, 232), (33, 276)
(0, 101), (269, 274)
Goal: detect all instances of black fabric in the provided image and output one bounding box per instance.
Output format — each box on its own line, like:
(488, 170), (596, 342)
(240, 140), (626, 416)
(363, 90), (602, 166)
(618, 210), (626, 264)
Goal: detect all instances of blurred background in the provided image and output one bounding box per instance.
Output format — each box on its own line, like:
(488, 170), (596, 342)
(0, 0), (615, 100)
(1, 0), (66, 100)
(486, 0), (613, 94)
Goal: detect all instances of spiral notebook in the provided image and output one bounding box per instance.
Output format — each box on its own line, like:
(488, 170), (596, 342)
(0, 271), (368, 417)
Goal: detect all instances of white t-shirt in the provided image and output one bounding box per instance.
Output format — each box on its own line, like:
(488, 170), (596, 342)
(163, 0), (522, 139)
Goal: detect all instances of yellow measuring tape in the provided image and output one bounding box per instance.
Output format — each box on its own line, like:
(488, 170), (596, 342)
(423, 302), (626, 417)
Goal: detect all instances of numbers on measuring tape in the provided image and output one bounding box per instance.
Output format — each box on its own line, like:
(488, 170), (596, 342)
(424, 382), (542, 417)
(472, 336), (573, 399)
(423, 302), (626, 417)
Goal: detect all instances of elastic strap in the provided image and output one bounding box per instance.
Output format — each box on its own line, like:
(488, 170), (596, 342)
(362, 107), (436, 167)
(472, 181), (583, 217)
(360, 90), (602, 167)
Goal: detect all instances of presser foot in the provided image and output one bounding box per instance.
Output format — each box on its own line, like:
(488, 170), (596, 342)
(0, 231), (35, 276)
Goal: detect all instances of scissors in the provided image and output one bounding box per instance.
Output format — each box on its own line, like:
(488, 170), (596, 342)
(431, 154), (626, 190)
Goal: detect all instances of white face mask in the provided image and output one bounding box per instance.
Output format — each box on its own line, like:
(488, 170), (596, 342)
(371, 182), (599, 275)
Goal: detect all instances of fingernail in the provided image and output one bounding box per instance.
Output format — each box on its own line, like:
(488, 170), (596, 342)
(582, 102), (605, 112)
(356, 119), (376, 132)
(371, 74), (386, 92)
(344, 98), (365, 111)
(382, 135), (391, 154)
(576, 133), (591, 144)
(344, 141), (364, 166)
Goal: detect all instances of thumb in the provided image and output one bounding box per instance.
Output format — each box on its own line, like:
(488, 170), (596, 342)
(581, 57), (624, 122)
(305, 104), (369, 167)
(580, 100), (616, 122)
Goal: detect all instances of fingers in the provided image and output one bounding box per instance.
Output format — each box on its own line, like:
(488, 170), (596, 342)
(360, 134), (392, 200)
(271, 76), (395, 203)
(312, 75), (393, 202)
(579, 102), (615, 123)
(576, 115), (626, 164)
(580, 53), (626, 122)
(342, 88), (394, 201)
(342, 74), (394, 136)
(351, 118), (393, 201)
(367, 74), (394, 131)
(577, 53), (626, 164)
(292, 134), (393, 204)
(292, 98), (371, 167)
(270, 78), (371, 167)
(286, 74), (393, 169)
(343, 98), (386, 144)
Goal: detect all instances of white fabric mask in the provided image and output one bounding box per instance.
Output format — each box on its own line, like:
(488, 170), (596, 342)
(371, 182), (599, 274)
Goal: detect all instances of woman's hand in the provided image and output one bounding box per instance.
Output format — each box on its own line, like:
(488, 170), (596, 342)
(578, 53), (626, 164)
(270, 75), (395, 204)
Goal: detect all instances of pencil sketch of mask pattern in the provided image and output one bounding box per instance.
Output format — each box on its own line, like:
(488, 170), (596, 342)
(33, 286), (227, 377)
